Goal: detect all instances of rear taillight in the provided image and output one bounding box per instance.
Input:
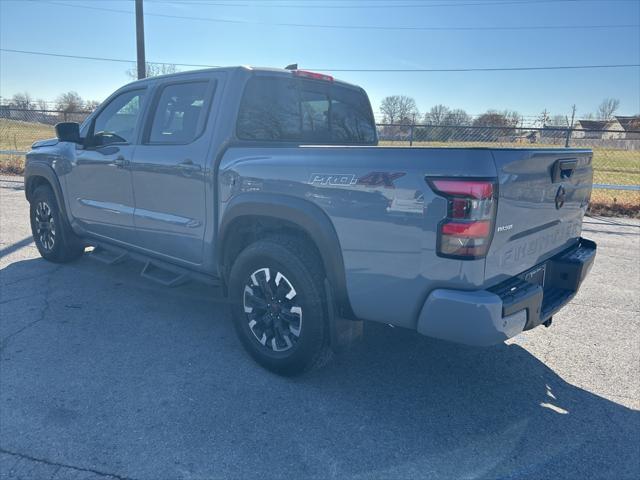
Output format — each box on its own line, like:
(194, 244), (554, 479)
(428, 178), (497, 259)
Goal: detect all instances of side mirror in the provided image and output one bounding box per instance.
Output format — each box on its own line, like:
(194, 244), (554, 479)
(55, 122), (82, 143)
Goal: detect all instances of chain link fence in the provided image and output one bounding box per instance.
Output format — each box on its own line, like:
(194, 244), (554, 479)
(1, 108), (638, 207)
(379, 123), (639, 206)
(0, 108), (89, 153)
(0, 108), (91, 175)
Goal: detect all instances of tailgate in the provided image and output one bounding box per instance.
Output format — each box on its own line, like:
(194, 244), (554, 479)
(485, 149), (593, 283)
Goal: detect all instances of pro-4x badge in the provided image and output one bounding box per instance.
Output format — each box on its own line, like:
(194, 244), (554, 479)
(308, 172), (405, 188)
(308, 173), (358, 186)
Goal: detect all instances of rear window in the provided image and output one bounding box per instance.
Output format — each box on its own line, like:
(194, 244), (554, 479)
(147, 81), (209, 144)
(236, 76), (376, 144)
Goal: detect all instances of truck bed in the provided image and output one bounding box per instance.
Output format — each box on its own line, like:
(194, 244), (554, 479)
(220, 145), (593, 329)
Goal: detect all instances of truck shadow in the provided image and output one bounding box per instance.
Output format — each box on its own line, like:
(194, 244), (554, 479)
(314, 324), (640, 479)
(1, 256), (638, 479)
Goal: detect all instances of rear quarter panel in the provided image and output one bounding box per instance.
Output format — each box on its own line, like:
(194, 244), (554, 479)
(219, 147), (497, 328)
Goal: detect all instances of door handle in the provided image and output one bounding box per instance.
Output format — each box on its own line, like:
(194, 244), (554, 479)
(551, 159), (577, 183)
(114, 156), (129, 168)
(177, 159), (201, 171)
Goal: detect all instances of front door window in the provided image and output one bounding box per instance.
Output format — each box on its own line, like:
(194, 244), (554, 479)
(91, 90), (145, 146)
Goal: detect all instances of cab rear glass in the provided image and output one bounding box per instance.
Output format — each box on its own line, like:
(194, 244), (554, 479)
(236, 75), (377, 144)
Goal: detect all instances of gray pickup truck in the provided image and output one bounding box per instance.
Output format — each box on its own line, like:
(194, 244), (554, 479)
(25, 66), (596, 374)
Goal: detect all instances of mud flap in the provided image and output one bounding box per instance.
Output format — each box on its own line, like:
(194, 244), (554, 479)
(324, 278), (363, 352)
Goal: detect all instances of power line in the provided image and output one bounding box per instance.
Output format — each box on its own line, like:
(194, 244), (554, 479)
(2, 48), (639, 73)
(143, 0), (640, 9)
(308, 65), (640, 72)
(43, 1), (640, 31)
(0, 48), (220, 68)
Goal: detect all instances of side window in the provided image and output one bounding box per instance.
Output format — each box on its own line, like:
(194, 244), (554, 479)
(236, 76), (376, 144)
(147, 81), (209, 144)
(300, 90), (329, 141)
(330, 90), (376, 143)
(92, 90), (145, 146)
(236, 77), (300, 141)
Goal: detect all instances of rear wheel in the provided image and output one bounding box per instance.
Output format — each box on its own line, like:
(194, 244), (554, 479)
(228, 237), (331, 375)
(29, 185), (84, 263)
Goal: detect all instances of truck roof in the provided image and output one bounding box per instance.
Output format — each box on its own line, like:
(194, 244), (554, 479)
(125, 65), (360, 90)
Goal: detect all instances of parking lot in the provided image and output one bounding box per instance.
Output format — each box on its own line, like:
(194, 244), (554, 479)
(1, 175), (639, 479)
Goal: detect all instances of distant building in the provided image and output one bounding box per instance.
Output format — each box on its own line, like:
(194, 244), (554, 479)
(572, 116), (640, 140)
(605, 116), (640, 139)
(572, 120), (609, 139)
(540, 125), (568, 140)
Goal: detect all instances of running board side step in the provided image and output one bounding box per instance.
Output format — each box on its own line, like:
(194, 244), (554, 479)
(86, 241), (222, 288)
(140, 261), (189, 287)
(88, 245), (128, 265)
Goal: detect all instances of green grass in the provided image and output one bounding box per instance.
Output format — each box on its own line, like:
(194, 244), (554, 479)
(593, 169), (640, 186)
(0, 118), (55, 152)
(381, 140), (639, 207)
(591, 188), (639, 207)
(591, 148), (639, 176)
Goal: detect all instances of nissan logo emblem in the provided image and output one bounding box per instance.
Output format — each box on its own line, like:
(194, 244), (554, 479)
(555, 185), (566, 210)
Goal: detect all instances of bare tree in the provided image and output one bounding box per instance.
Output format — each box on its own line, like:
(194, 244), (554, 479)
(10, 92), (34, 109)
(473, 110), (520, 128)
(472, 110), (521, 140)
(84, 100), (101, 112)
(536, 109), (551, 127)
(424, 104), (450, 125)
(36, 98), (49, 111)
(420, 106), (470, 141)
(597, 98), (620, 120)
(549, 115), (569, 127)
(504, 110), (522, 127)
(379, 95), (419, 124)
(126, 62), (178, 80)
(443, 108), (471, 126)
(56, 91), (84, 113)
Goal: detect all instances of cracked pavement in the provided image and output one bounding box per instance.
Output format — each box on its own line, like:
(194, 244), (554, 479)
(1, 176), (639, 479)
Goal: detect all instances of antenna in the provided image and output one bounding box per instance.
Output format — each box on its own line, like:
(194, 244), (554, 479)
(284, 63), (298, 70)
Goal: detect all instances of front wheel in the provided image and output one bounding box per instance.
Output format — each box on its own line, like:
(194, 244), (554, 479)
(29, 185), (84, 263)
(228, 237), (331, 375)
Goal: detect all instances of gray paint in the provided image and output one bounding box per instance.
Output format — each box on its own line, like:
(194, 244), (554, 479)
(417, 289), (528, 346)
(218, 146), (497, 327)
(24, 66), (595, 344)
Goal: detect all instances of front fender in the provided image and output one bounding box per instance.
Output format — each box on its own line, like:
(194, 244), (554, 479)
(24, 161), (68, 220)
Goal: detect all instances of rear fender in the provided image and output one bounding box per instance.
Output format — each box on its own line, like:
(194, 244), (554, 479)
(218, 193), (355, 319)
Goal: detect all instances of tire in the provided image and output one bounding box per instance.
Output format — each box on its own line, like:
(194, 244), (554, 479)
(29, 185), (84, 263)
(228, 236), (332, 375)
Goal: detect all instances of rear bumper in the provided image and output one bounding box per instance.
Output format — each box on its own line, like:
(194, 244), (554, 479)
(416, 238), (596, 346)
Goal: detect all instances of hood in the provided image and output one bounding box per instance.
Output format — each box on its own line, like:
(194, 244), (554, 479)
(31, 138), (59, 149)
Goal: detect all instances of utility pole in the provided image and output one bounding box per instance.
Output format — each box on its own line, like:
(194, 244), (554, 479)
(565, 104), (576, 148)
(135, 0), (146, 80)
(569, 104), (576, 128)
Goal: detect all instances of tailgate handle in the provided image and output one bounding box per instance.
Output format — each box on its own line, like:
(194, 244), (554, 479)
(552, 159), (577, 183)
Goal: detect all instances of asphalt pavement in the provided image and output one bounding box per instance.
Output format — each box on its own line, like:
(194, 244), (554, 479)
(1, 175), (639, 480)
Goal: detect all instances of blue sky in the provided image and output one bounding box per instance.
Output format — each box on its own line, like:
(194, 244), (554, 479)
(1, 0), (639, 122)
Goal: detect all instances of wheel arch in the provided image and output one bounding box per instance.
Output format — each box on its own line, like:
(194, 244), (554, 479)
(218, 193), (355, 319)
(24, 162), (67, 220)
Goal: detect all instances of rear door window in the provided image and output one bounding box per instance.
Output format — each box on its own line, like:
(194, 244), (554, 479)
(147, 81), (210, 144)
(236, 76), (376, 144)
